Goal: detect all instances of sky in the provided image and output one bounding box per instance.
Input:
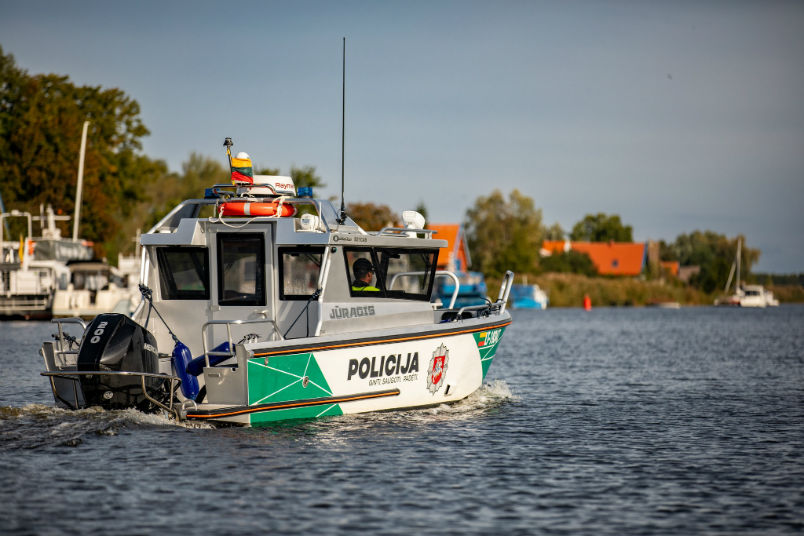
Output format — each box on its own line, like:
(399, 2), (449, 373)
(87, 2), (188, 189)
(1, 0), (803, 272)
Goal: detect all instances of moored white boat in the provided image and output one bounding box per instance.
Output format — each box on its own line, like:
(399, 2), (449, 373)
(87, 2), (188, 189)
(41, 141), (513, 426)
(51, 259), (140, 318)
(1, 206), (93, 319)
(713, 238), (776, 308)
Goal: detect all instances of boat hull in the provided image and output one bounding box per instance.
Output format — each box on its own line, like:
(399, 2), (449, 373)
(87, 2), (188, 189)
(186, 316), (510, 425)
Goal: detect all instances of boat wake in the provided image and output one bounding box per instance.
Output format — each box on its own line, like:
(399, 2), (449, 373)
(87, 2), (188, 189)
(0, 382), (514, 448)
(0, 403), (211, 450)
(411, 379), (517, 419)
(304, 380), (517, 440)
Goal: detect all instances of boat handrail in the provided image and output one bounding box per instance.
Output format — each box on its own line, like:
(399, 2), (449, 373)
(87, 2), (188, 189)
(51, 317), (87, 354)
(145, 198), (216, 234)
(496, 270), (515, 314)
(147, 195), (337, 235)
(388, 270), (460, 310)
(455, 300), (493, 318)
(376, 227), (436, 238)
(452, 271), (514, 319)
(201, 317), (284, 369)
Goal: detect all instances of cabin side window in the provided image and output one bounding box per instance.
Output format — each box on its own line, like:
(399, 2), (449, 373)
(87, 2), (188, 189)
(156, 247), (210, 300)
(279, 246), (324, 300)
(379, 248), (438, 300)
(344, 247), (438, 301)
(217, 233), (266, 306)
(344, 248), (383, 297)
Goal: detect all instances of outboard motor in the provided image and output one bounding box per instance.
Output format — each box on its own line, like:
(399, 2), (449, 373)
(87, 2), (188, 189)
(76, 313), (167, 412)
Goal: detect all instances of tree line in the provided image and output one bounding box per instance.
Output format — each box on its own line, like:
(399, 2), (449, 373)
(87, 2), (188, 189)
(0, 47), (382, 260)
(0, 46), (768, 294)
(461, 189), (764, 294)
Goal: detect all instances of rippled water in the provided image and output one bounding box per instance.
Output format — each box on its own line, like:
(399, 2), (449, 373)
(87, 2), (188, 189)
(2, 306), (803, 534)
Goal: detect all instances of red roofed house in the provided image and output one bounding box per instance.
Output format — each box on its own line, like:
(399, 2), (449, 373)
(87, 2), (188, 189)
(660, 261), (680, 277)
(429, 224), (471, 272)
(542, 240), (646, 276)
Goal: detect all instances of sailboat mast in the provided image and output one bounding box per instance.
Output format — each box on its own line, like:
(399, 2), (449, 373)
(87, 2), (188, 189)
(735, 238), (741, 294)
(72, 120), (90, 241)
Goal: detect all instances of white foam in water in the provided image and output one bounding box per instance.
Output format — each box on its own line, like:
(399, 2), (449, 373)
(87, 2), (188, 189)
(440, 379), (516, 411)
(1, 403), (212, 435)
(114, 408), (214, 429)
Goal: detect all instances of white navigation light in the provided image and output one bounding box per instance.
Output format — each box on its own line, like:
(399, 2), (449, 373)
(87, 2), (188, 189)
(235, 151), (250, 159)
(402, 210), (426, 238)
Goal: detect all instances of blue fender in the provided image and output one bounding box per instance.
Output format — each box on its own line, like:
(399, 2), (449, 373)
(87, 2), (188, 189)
(172, 341), (199, 400)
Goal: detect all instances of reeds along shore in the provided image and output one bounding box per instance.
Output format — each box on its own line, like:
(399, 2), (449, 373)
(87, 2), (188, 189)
(487, 273), (804, 308)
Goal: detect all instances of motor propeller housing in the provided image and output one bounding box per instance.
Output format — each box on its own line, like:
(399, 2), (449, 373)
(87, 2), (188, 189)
(76, 313), (167, 411)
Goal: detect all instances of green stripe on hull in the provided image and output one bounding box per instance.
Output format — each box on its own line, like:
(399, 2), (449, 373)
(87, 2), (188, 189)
(247, 352), (342, 424)
(249, 402), (343, 426)
(472, 327), (506, 379)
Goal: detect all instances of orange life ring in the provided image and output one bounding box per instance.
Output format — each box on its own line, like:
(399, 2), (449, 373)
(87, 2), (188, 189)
(220, 201), (297, 217)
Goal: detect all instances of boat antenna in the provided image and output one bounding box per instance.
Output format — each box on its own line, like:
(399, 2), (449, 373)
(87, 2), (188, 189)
(337, 37), (347, 225)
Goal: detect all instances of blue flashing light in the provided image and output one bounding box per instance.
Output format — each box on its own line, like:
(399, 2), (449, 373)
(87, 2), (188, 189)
(204, 188), (220, 199)
(297, 186), (313, 198)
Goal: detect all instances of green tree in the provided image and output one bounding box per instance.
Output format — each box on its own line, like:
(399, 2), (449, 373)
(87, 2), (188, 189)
(255, 166), (280, 176)
(346, 202), (399, 231)
(414, 201), (429, 225)
(290, 165), (325, 190)
(570, 213), (633, 242)
(464, 189), (544, 278)
(255, 164), (324, 191)
(544, 222), (565, 240)
(0, 46), (163, 259)
(130, 153), (227, 242)
(668, 231), (760, 293)
(538, 250), (597, 276)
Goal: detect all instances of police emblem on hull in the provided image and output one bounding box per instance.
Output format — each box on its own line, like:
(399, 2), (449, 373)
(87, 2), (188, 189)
(427, 343), (449, 394)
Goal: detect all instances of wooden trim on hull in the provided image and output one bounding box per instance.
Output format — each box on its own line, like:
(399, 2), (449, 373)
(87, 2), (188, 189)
(185, 388), (401, 420)
(252, 320), (512, 358)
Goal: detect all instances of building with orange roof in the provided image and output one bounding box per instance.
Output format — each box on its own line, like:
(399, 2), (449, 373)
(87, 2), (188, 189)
(660, 261), (680, 277)
(429, 223), (471, 272)
(542, 240), (646, 276)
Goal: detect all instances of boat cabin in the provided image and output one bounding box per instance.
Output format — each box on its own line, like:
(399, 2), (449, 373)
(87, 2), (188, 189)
(135, 179), (447, 358)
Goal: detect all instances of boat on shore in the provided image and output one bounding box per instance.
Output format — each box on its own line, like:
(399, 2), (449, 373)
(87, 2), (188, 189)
(41, 140), (513, 426)
(1, 206), (94, 319)
(1, 121), (138, 320)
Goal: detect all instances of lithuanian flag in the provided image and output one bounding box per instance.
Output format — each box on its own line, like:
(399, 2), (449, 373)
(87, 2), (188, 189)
(230, 156), (253, 185)
(477, 331), (487, 347)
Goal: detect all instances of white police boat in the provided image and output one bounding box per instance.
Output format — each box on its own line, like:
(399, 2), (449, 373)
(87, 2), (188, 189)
(41, 143), (513, 426)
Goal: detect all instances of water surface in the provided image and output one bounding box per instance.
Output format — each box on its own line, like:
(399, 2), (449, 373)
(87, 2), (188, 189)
(1, 306), (802, 534)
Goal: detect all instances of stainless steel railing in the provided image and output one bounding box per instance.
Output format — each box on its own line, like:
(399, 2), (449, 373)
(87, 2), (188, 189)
(201, 317), (283, 369)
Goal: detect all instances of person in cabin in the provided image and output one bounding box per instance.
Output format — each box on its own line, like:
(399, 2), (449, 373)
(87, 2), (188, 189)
(351, 258), (379, 292)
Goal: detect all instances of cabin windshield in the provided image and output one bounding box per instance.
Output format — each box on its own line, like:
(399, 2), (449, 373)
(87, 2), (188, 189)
(344, 247), (437, 301)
